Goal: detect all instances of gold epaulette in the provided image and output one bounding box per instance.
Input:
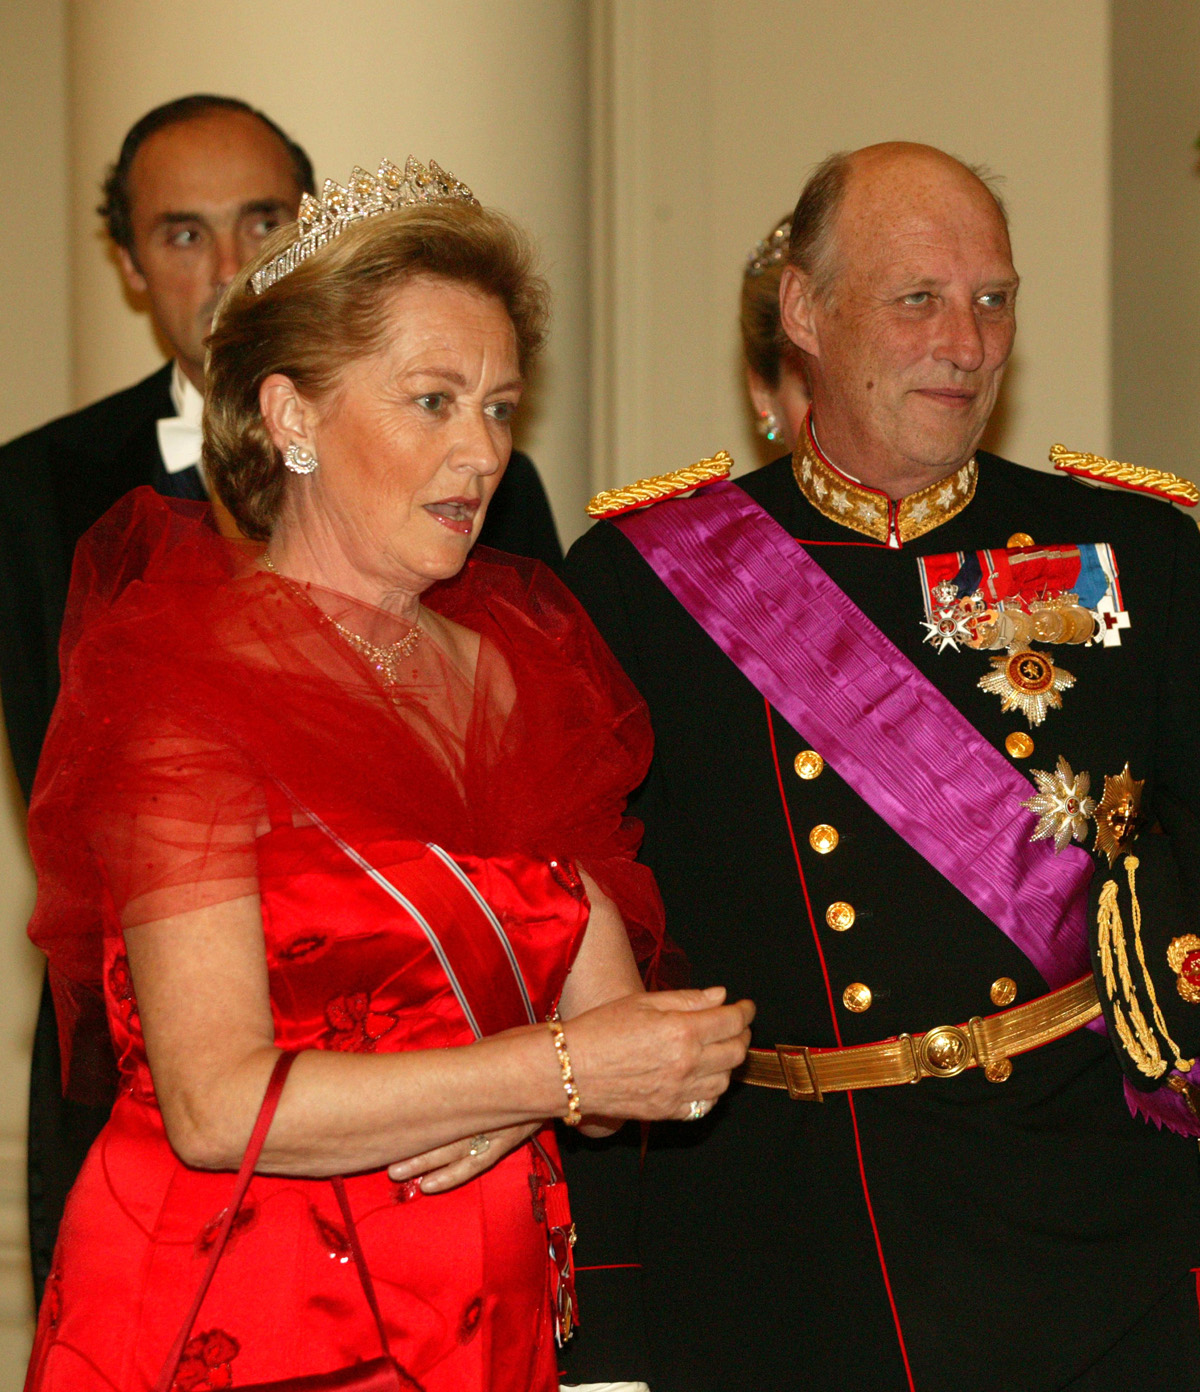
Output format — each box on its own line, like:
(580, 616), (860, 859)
(586, 451), (734, 520)
(1049, 443), (1199, 508)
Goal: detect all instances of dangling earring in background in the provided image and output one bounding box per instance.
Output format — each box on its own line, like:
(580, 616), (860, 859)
(284, 443), (319, 474)
(756, 410), (780, 444)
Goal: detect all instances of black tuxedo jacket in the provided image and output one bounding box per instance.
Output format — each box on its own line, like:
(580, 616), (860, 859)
(0, 364), (561, 1305)
(560, 454), (1200, 1392)
(0, 365), (173, 802)
(0, 364), (173, 1305)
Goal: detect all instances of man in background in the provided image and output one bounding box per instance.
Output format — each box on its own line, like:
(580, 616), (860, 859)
(1, 92), (562, 1303)
(1, 93), (312, 804)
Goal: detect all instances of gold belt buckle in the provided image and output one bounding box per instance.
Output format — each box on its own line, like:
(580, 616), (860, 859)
(915, 1024), (975, 1079)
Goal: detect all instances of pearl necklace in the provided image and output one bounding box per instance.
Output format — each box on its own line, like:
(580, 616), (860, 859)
(261, 554), (422, 684)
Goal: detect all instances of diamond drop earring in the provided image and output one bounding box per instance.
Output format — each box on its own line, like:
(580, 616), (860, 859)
(284, 443), (319, 475)
(756, 410), (780, 444)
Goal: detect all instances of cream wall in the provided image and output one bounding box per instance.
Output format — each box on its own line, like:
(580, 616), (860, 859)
(69, 0), (593, 535)
(1, 6), (71, 439)
(0, 3), (70, 1378)
(591, 0), (1112, 491)
(1111, 0), (1200, 482)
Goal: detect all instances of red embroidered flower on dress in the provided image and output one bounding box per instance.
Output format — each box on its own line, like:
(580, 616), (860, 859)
(195, 1202), (257, 1256)
(108, 951), (140, 1029)
(324, 991), (398, 1052)
(42, 1269), (62, 1330)
(310, 1204), (352, 1262)
(548, 859), (585, 900)
(174, 1329), (240, 1390)
(278, 932), (328, 961)
(459, 1294), (483, 1343)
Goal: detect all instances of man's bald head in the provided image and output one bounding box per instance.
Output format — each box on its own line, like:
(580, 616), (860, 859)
(778, 142), (1019, 496)
(789, 142), (1009, 305)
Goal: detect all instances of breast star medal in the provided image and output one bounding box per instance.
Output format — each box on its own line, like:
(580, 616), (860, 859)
(1092, 762), (1145, 866)
(1021, 757), (1095, 852)
(978, 648), (1075, 727)
(1019, 758), (1145, 864)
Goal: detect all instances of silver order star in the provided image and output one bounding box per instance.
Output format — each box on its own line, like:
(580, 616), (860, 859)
(1021, 756), (1096, 853)
(921, 605), (972, 653)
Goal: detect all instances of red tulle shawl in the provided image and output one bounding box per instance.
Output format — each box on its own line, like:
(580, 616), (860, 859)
(28, 489), (669, 1099)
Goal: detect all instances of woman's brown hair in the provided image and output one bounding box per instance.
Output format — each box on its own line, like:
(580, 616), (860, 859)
(203, 202), (549, 540)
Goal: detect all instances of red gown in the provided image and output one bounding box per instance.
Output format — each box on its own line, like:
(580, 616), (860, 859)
(24, 491), (666, 1392)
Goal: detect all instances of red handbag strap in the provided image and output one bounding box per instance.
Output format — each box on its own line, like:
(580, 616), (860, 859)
(154, 1051), (392, 1391)
(331, 1175), (391, 1359)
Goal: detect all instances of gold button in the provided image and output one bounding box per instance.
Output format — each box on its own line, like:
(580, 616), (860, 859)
(1007, 532), (1033, 548)
(842, 982), (872, 1013)
(826, 901), (856, 932)
(985, 1058), (1014, 1083)
(1005, 732), (1034, 759)
(990, 977), (1017, 1007)
(809, 824), (839, 854)
(794, 750), (824, 780)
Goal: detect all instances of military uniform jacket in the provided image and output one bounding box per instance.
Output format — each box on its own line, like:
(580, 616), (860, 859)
(561, 450), (1200, 1392)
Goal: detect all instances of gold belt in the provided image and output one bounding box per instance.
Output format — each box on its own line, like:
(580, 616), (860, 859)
(738, 974), (1101, 1099)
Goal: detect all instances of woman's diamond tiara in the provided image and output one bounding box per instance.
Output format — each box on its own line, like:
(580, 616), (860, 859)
(745, 219), (792, 278)
(250, 156), (479, 295)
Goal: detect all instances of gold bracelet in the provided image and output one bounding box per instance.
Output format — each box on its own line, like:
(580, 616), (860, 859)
(547, 1019), (582, 1126)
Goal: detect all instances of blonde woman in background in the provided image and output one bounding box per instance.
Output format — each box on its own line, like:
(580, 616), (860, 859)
(741, 215), (810, 454)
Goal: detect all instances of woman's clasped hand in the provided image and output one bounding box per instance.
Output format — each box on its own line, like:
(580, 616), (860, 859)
(553, 985), (755, 1126)
(389, 984), (755, 1193)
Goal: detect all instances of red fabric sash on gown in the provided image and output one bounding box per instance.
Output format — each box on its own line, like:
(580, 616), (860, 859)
(279, 785), (538, 1038)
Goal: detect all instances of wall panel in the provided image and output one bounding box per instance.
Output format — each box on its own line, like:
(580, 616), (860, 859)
(1111, 0), (1200, 483)
(591, 0), (1112, 488)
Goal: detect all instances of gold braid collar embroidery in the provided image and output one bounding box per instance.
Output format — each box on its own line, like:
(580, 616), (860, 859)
(791, 423), (977, 544)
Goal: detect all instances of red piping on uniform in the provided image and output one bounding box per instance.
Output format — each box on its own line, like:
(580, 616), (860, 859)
(574, 1263), (642, 1272)
(1191, 1268), (1200, 1328)
(764, 698), (917, 1391)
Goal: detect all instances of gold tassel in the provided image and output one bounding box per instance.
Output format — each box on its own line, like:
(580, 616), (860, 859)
(1125, 856), (1195, 1072)
(1097, 870), (1166, 1079)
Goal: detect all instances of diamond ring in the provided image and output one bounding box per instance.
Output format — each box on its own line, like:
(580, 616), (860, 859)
(468, 1134), (491, 1157)
(685, 1099), (712, 1122)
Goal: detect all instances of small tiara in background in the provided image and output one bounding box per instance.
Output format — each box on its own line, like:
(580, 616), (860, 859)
(745, 219), (792, 278)
(251, 157), (479, 295)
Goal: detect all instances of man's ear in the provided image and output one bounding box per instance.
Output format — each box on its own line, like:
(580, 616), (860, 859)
(779, 265), (820, 359)
(116, 245), (148, 297)
(259, 374), (319, 456)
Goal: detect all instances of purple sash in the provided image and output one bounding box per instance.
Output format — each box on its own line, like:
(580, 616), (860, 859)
(615, 480), (1093, 989)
